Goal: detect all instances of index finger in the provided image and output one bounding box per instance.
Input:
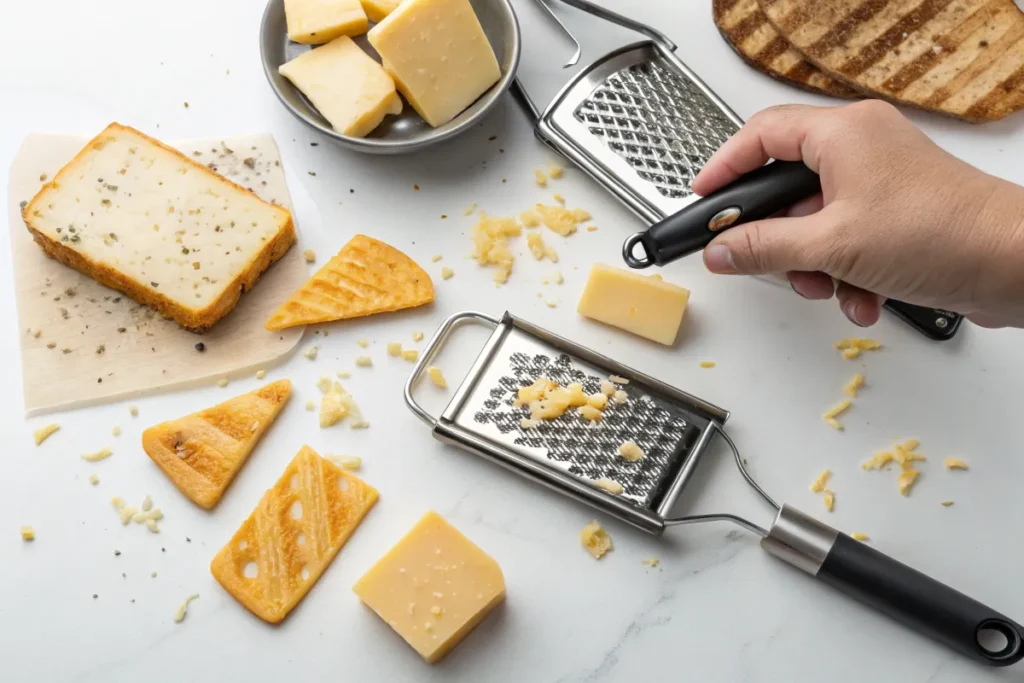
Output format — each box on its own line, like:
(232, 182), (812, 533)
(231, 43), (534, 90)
(692, 103), (835, 196)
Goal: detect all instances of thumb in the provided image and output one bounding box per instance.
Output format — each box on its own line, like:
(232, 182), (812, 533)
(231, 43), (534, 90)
(703, 212), (835, 276)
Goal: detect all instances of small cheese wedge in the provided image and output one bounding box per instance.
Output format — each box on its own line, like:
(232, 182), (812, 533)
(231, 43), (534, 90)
(279, 36), (402, 138)
(353, 511), (504, 664)
(285, 0), (368, 44)
(577, 264), (690, 345)
(360, 0), (400, 22)
(368, 0), (501, 127)
(211, 446), (378, 623)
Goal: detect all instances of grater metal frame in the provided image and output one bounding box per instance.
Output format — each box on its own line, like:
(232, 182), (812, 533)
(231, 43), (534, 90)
(405, 311), (777, 537)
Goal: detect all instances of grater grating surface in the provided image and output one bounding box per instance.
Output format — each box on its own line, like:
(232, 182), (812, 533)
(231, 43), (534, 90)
(574, 59), (738, 200)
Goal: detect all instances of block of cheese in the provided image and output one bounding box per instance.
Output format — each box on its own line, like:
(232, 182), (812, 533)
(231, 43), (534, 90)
(353, 511), (505, 663)
(21, 123), (295, 333)
(367, 0), (501, 127)
(360, 0), (400, 22)
(284, 0), (368, 44)
(279, 36), (402, 138)
(577, 263), (690, 346)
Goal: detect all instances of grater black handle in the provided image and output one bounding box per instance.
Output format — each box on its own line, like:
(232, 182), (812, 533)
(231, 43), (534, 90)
(818, 533), (1024, 666)
(762, 505), (1024, 665)
(622, 160), (820, 268)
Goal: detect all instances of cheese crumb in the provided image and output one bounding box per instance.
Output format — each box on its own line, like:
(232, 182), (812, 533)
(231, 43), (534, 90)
(640, 558), (660, 567)
(129, 405), (139, 417)
(431, 254), (443, 262)
(617, 441), (644, 461)
(357, 339), (369, 348)
(544, 299), (558, 309)
(586, 225), (598, 232)
(944, 457), (968, 470)
(88, 474), (99, 486)
(843, 373), (865, 398)
(316, 375), (333, 393)
(112, 426), (121, 437)
(33, 424), (60, 445)
(612, 390), (628, 405)
(520, 210), (541, 228)
(822, 489), (835, 512)
(898, 469), (920, 496)
(463, 202), (478, 216)
(305, 400), (316, 411)
(534, 169), (548, 187)
(836, 338), (881, 359)
(20, 525), (35, 541)
(302, 345), (319, 360)
(587, 393), (608, 410)
(141, 495), (153, 512)
(337, 370), (352, 379)
(579, 405), (603, 422)
(387, 342), (403, 357)
(356, 356), (373, 367)
(526, 232), (559, 262)
(553, 193), (566, 205)
(327, 454), (362, 470)
(144, 519), (160, 533)
(699, 361), (716, 369)
(256, 369), (266, 379)
(520, 418), (538, 429)
(81, 447), (113, 462)
(535, 203), (588, 236)
(842, 347), (861, 360)
(810, 468), (831, 493)
(941, 500), (954, 507)
(553, 271), (564, 285)
(825, 417), (842, 430)
(470, 213), (520, 283)
(822, 400), (852, 429)
(320, 389), (348, 427)
(174, 594), (200, 623)
(599, 380), (615, 396)
(850, 532), (869, 542)
(609, 375), (629, 384)
(402, 349), (420, 362)
(411, 332), (424, 342)
(303, 248), (316, 263)
(547, 164), (564, 179)
(216, 378), (229, 388)
(580, 521), (613, 559)
(861, 451), (894, 470)
(427, 366), (447, 389)
(441, 266), (454, 280)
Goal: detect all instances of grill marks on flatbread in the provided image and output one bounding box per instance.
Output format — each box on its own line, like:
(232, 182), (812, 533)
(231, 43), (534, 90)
(758, 0), (1024, 121)
(714, 0), (861, 97)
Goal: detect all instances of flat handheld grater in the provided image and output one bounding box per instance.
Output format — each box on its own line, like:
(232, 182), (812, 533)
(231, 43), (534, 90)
(511, 0), (963, 341)
(406, 311), (1022, 666)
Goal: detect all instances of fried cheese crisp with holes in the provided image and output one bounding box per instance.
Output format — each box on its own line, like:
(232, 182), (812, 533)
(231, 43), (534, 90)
(142, 380), (291, 509)
(210, 445), (378, 623)
(265, 234), (434, 330)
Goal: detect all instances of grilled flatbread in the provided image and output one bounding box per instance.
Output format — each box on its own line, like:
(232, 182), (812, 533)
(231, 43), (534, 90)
(758, 0), (1024, 121)
(714, 0), (860, 98)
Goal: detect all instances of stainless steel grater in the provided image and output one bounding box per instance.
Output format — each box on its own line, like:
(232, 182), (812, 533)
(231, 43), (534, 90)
(513, 0), (964, 340)
(406, 311), (1022, 666)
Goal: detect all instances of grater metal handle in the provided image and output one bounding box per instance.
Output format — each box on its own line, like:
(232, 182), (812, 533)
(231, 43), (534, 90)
(622, 160), (819, 268)
(763, 505), (1024, 666)
(554, 0), (676, 52)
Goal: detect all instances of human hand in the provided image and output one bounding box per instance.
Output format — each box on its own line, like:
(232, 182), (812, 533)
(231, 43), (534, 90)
(693, 101), (1024, 328)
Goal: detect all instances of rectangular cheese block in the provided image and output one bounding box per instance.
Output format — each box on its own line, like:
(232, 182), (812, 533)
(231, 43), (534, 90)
(577, 263), (690, 345)
(367, 0), (501, 127)
(22, 123), (295, 333)
(360, 0), (400, 22)
(284, 0), (368, 43)
(353, 511), (505, 663)
(279, 36), (402, 138)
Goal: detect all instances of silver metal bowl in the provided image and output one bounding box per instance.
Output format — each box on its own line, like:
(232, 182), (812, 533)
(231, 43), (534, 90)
(259, 0), (521, 154)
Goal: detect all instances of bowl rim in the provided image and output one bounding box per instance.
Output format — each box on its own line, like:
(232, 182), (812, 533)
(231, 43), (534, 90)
(259, 0), (522, 153)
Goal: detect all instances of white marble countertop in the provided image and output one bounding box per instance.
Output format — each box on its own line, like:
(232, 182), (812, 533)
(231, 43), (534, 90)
(2, 1), (1024, 681)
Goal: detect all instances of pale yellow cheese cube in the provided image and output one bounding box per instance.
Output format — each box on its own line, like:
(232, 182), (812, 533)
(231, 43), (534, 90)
(577, 264), (690, 346)
(353, 511), (505, 663)
(285, 0), (369, 44)
(360, 0), (400, 22)
(368, 0), (501, 127)
(279, 36), (402, 138)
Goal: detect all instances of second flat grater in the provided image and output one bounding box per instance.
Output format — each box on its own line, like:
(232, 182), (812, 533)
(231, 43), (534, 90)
(512, 0), (963, 340)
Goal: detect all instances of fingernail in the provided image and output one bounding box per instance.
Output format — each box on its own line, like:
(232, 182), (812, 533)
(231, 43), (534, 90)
(843, 301), (866, 327)
(704, 245), (735, 273)
(791, 280), (812, 299)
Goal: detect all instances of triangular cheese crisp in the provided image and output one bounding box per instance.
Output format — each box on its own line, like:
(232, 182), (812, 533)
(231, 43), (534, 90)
(210, 445), (379, 623)
(142, 379), (292, 509)
(265, 234), (434, 331)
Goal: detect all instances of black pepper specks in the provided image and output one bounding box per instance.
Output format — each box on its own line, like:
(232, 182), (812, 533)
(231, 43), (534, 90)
(194, 342), (205, 352)
(114, 549), (121, 556)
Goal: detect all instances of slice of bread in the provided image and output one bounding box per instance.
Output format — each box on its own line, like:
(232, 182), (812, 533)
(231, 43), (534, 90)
(714, 0), (860, 99)
(22, 123), (296, 332)
(758, 0), (1024, 122)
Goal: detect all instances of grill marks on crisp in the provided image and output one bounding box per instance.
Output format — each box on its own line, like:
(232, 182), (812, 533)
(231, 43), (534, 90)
(714, 0), (860, 97)
(759, 0), (1024, 120)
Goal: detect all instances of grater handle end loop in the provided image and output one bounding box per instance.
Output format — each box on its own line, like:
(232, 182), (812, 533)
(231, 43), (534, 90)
(623, 232), (654, 268)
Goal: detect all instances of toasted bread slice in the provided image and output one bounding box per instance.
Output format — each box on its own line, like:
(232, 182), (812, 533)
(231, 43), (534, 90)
(142, 380), (292, 508)
(22, 123), (296, 332)
(265, 234), (434, 331)
(758, 0), (1024, 121)
(210, 445), (379, 623)
(714, 0), (860, 98)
